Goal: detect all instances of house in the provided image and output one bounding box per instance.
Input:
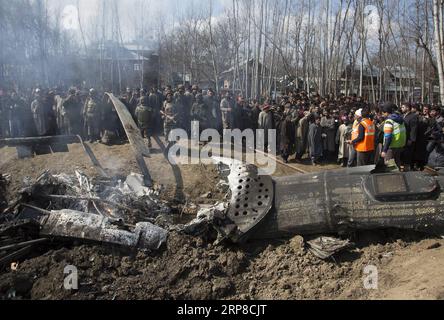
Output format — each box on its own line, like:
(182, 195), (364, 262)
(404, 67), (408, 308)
(382, 66), (415, 100)
(339, 64), (434, 102)
(81, 41), (159, 92)
(124, 43), (160, 88)
(340, 64), (380, 98)
(220, 58), (268, 97)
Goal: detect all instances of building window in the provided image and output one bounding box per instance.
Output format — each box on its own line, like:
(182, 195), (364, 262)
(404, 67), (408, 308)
(134, 64), (141, 71)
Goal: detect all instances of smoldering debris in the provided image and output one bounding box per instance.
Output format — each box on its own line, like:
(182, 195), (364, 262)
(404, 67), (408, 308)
(0, 162), (240, 269)
(0, 219), (42, 269)
(175, 202), (240, 244)
(0, 170), (173, 268)
(17, 170), (170, 222)
(40, 209), (168, 250)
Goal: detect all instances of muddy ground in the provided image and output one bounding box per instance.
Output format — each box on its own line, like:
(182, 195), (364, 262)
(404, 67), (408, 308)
(1, 141), (444, 300)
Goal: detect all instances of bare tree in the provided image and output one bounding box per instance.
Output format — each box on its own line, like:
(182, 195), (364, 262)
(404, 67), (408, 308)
(433, 0), (444, 103)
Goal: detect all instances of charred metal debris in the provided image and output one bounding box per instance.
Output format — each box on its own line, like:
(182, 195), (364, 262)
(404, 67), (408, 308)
(0, 170), (172, 269)
(177, 159), (444, 259)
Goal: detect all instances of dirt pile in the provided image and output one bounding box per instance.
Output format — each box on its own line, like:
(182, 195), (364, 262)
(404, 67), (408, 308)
(240, 234), (404, 299)
(1, 228), (440, 300)
(0, 233), (247, 300)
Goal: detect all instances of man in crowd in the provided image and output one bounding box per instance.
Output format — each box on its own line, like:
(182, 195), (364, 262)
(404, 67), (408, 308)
(258, 104), (274, 152)
(220, 92), (234, 130)
(175, 85), (191, 133)
(62, 88), (81, 135)
(191, 85), (200, 101)
(31, 89), (49, 136)
(145, 88), (161, 135)
(249, 100), (261, 132)
(83, 88), (102, 142)
(279, 103), (295, 163)
(294, 109), (310, 162)
(320, 109), (337, 161)
(380, 103), (407, 169)
(129, 88), (141, 118)
(204, 88), (222, 132)
(120, 87), (133, 109)
(162, 92), (179, 147)
(308, 114), (323, 166)
(191, 93), (211, 133)
(401, 103), (418, 171)
(430, 105), (444, 126)
(8, 92), (28, 137)
(135, 95), (155, 148)
(336, 114), (353, 167)
(426, 120), (444, 169)
(348, 107), (375, 166)
(414, 104), (430, 170)
(231, 96), (246, 130)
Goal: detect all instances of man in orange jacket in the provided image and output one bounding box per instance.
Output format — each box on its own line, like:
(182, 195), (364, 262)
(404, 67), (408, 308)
(347, 107), (375, 166)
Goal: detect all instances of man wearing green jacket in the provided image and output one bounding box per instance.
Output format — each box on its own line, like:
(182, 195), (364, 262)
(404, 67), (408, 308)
(381, 103), (407, 169)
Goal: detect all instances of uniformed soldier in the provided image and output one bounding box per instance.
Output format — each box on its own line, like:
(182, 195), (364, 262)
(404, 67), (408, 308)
(204, 88), (222, 131)
(128, 88), (141, 118)
(54, 93), (65, 134)
(173, 84), (183, 101)
(44, 90), (57, 135)
(240, 97), (253, 131)
(175, 84), (191, 132)
(148, 88), (162, 135)
(191, 85), (200, 101)
(184, 85), (194, 105)
(83, 88), (102, 142)
(120, 87), (132, 108)
(191, 93), (211, 133)
(164, 85), (172, 97)
(62, 88), (81, 135)
(31, 89), (49, 136)
(162, 93), (179, 144)
(232, 96), (246, 130)
(135, 95), (154, 148)
(8, 92), (28, 137)
(220, 92), (234, 129)
(250, 100), (261, 131)
(101, 96), (121, 145)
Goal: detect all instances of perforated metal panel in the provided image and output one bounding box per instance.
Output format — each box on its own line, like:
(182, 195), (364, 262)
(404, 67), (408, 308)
(214, 158), (274, 235)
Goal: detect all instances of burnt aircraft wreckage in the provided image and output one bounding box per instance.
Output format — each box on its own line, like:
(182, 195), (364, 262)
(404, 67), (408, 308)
(206, 157), (444, 243)
(2, 94), (444, 258)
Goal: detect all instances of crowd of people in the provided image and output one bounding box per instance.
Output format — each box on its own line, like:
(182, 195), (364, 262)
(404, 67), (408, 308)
(1, 84), (444, 171)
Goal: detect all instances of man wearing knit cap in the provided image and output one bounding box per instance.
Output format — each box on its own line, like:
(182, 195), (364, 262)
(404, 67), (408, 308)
(381, 102), (407, 169)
